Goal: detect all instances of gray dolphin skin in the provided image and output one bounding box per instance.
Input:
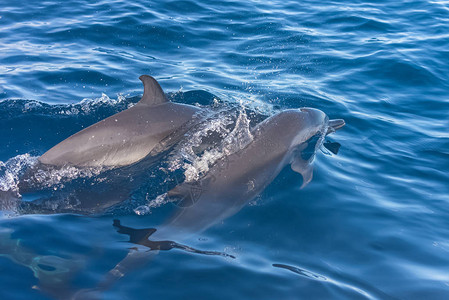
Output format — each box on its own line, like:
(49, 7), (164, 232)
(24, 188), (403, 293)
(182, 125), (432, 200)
(159, 107), (345, 237)
(39, 75), (201, 168)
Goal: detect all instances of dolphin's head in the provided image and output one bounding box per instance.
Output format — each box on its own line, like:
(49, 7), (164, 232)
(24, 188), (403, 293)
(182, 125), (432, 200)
(290, 107), (345, 159)
(285, 108), (344, 187)
(296, 107), (344, 137)
(289, 108), (324, 147)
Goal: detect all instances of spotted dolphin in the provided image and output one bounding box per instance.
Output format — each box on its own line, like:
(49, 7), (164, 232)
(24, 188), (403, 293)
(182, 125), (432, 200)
(38, 75), (201, 168)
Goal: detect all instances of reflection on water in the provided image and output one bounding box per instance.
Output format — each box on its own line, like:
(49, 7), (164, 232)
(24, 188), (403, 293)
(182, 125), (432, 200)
(273, 262), (400, 300)
(113, 219), (235, 259)
(273, 263), (327, 281)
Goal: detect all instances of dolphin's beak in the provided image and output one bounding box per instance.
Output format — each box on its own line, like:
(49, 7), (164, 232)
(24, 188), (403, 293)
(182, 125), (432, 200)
(326, 119), (345, 135)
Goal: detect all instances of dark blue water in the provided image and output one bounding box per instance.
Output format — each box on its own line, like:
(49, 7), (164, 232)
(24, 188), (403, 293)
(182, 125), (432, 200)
(1, 0), (449, 299)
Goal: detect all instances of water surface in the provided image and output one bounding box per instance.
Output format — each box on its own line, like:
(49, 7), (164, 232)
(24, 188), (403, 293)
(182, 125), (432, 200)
(1, 0), (449, 299)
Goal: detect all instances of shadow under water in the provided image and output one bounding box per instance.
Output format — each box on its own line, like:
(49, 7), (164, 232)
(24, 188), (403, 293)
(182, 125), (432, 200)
(113, 219), (235, 258)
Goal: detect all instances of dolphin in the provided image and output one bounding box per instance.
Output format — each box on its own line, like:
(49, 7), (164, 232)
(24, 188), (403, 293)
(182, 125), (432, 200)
(13, 75), (204, 202)
(87, 108), (344, 296)
(38, 75), (201, 168)
(2, 75), (205, 213)
(161, 108), (345, 237)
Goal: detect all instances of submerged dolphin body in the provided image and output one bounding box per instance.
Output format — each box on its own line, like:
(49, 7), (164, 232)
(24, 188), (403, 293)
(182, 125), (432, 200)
(161, 108), (345, 237)
(39, 75), (201, 168)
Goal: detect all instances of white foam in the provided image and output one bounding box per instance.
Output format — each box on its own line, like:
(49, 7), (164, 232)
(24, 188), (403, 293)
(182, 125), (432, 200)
(27, 164), (106, 190)
(78, 93), (127, 114)
(0, 154), (38, 192)
(0, 153), (109, 193)
(134, 193), (176, 215)
(22, 101), (43, 112)
(167, 107), (253, 182)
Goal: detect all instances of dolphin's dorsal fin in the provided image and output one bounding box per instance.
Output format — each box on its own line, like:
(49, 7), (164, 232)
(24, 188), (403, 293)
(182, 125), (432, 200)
(138, 75), (168, 106)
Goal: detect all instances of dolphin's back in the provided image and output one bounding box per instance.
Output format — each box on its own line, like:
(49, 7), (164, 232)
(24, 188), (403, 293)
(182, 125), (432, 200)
(39, 103), (199, 167)
(39, 76), (200, 167)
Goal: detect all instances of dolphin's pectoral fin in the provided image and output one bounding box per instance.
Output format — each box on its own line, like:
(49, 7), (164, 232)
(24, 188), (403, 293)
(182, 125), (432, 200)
(291, 159), (314, 189)
(323, 141), (341, 155)
(138, 75), (169, 106)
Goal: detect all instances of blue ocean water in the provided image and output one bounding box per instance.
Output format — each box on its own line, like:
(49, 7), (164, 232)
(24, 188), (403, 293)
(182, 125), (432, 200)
(1, 0), (449, 299)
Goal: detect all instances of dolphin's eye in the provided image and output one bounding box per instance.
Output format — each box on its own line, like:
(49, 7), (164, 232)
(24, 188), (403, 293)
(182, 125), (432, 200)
(301, 132), (323, 161)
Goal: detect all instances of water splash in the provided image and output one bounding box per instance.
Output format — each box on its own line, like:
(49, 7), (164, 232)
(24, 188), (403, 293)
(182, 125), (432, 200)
(134, 193), (175, 215)
(79, 93), (130, 114)
(23, 165), (108, 191)
(0, 93), (135, 118)
(0, 154), (38, 192)
(167, 107), (254, 182)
